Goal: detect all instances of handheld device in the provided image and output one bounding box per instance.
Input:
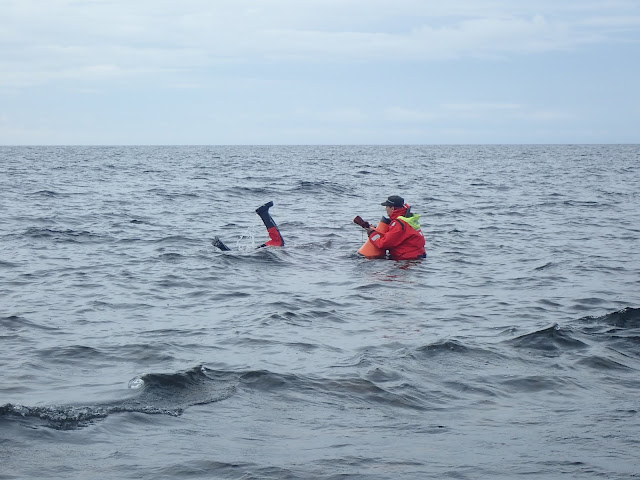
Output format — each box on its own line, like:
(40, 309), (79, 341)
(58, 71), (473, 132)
(353, 216), (370, 229)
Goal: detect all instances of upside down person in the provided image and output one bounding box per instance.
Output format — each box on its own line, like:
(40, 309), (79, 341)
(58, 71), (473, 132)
(212, 201), (284, 251)
(365, 195), (426, 260)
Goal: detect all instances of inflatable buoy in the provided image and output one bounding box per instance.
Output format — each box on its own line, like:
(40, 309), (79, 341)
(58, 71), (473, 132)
(357, 217), (390, 258)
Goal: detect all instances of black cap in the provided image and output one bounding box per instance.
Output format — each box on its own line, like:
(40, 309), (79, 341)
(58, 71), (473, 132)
(381, 195), (404, 207)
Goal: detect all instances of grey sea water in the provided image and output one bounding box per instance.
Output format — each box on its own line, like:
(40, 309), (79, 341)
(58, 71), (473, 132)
(1, 145), (639, 479)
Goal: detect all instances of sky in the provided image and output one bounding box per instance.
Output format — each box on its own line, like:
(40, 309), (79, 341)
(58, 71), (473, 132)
(1, 0), (639, 145)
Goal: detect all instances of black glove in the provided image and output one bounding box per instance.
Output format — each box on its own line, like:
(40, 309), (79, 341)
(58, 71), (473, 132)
(353, 216), (370, 229)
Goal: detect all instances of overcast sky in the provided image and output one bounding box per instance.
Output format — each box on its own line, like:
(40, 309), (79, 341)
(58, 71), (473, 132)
(1, 0), (639, 145)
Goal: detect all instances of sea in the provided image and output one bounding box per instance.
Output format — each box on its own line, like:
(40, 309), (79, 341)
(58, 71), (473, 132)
(1, 144), (639, 479)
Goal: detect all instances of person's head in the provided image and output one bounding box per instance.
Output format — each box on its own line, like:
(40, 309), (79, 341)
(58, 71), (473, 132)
(380, 195), (404, 214)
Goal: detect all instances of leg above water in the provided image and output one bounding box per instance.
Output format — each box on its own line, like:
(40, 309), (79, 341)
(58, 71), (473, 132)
(256, 201), (284, 247)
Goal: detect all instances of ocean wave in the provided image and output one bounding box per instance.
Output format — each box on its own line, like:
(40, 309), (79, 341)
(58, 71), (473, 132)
(157, 252), (185, 262)
(508, 324), (588, 352)
(225, 185), (279, 198)
(0, 315), (60, 332)
(413, 340), (508, 364)
(238, 369), (430, 411)
(28, 189), (62, 197)
(39, 344), (101, 363)
(498, 375), (577, 394)
(503, 310), (640, 372)
(0, 366), (236, 430)
(216, 247), (290, 266)
(147, 460), (261, 479)
(293, 180), (348, 196)
(562, 200), (602, 208)
(37, 341), (179, 365)
(579, 307), (640, 329)
(21, 227), (105, 243)
(414, 339), (470, 356)
(534, 261), (556, 271)
(575, 355), (633, 371)
(152, 235), (201, 245)
(0, 402), (187, 431)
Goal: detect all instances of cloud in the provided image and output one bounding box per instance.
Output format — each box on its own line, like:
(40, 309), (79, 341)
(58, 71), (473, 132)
(1, 0), (638, 144)
(514, 110), (577, 121)
(1, 0), (639, 88)
(439, 103), (579, 124)
(207, 107), (370, 126)
(204, 103), (576, 130)
(380, 103), (578, 126)
(443, 103), (523, 111)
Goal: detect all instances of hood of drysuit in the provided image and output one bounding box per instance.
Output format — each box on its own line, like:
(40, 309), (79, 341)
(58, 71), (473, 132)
(390, 204), (422, 230)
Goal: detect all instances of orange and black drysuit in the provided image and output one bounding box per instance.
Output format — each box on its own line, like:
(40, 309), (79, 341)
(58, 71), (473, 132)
(368, 205), (426, 260)
(256, 201), (284, 247)
(211, 201), (283, 251)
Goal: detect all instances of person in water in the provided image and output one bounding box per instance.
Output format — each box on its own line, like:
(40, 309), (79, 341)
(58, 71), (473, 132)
(365, 195), (426, 260)
(212, 201), (284, 251)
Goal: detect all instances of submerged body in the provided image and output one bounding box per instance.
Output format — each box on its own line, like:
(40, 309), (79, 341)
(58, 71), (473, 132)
(212, 201), (283, 251)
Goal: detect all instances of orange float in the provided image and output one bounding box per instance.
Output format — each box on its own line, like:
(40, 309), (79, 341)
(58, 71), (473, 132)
(355, 217), (390, 258)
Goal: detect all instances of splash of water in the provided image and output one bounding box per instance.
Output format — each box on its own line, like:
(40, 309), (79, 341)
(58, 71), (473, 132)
(236, 224), (259, 251)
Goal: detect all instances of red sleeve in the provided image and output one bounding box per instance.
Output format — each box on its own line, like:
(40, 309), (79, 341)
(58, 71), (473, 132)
(368, 220), (405, 250)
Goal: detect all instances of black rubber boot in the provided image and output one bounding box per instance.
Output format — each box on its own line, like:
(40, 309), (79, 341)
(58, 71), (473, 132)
(255, 201), (274, 215)
(212, 236), (231, 251)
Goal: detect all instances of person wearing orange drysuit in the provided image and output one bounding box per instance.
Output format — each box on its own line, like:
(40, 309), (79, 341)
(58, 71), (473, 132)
(212, 201), (284, 251)
(366, 195), (426, 260)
